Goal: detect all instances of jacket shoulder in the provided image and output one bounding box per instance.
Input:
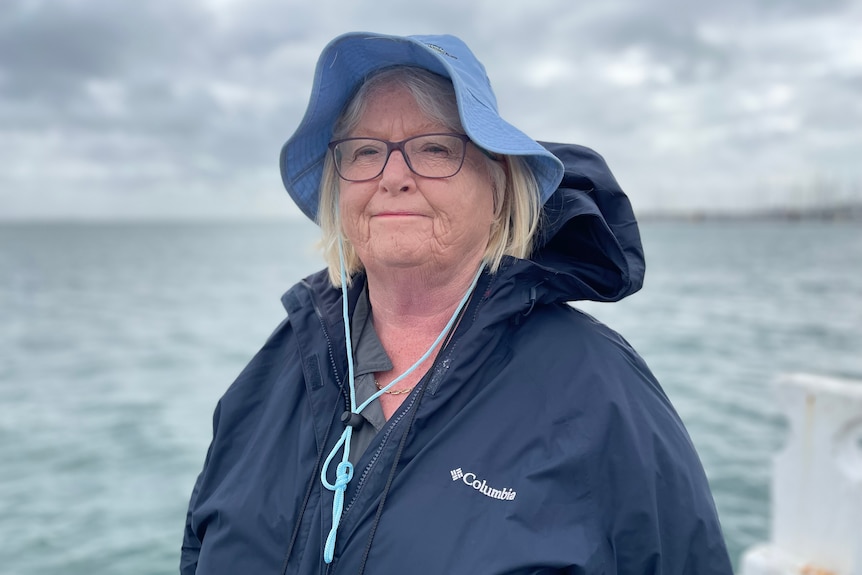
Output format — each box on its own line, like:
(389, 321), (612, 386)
(506, 304), (733, 572)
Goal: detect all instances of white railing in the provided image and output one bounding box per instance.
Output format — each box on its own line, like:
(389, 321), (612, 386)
(740, 373), (862, 575)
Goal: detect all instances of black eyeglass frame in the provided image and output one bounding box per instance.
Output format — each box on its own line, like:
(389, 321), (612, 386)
(328, 133), (472, 182)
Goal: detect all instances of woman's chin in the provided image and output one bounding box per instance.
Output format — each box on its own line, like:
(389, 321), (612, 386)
(364, 252), (434, 274)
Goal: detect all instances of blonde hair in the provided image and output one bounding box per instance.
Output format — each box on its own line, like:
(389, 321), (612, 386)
(318, 67), (542, 286)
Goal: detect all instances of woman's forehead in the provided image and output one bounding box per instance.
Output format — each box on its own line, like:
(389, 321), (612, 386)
(350, 86), (446, 138)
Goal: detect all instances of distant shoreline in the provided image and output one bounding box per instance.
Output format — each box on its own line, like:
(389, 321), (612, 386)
(637, 203), (862, 222)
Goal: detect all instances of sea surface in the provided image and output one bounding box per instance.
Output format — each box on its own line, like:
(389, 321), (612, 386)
(1, 219), (860, 574)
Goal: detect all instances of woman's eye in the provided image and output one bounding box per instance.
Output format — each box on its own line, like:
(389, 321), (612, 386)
(352, 146), (381, 161)
(419, 143), (451, 156)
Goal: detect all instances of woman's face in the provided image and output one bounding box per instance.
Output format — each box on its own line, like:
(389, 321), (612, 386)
(338, 83), (496, 281)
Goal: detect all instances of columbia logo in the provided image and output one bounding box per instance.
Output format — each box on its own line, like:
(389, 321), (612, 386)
(449, 468), (517, 501)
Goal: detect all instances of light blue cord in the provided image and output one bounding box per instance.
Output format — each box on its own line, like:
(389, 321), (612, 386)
(320, 228), (484, 563)
(321, 231), (357, 563)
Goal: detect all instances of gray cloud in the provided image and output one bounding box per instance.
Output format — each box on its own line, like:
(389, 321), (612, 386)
(0, 1), (210, 99)
(1, 0), (860, 218)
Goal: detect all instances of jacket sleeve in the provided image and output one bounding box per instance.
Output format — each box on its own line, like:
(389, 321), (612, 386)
(178, 314), (297, 574)
(604, 435), (734, 574)
(180, 470), (204, 574)
(595, 367), (734, 574)
(179, 399), (224, 575)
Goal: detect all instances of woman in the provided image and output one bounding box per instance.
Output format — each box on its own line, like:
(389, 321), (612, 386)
(182, 32), (733, 574)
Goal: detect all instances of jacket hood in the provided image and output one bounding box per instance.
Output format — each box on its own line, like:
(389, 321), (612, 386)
(511, 142), (644, 305)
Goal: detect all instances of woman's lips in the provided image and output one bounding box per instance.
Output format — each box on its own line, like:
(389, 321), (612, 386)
(374, 211), (425, 218)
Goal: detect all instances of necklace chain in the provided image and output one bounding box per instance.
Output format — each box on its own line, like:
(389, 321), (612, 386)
(375, 379), (415, 395)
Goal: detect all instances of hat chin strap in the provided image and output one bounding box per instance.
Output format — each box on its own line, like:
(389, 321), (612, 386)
(319, 221), (483, 564)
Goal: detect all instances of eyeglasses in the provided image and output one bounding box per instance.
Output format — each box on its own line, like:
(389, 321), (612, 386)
(328, 133), (471, 182)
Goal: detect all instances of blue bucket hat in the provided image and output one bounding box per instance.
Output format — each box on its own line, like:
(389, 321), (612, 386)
(280, 32), (565, 222)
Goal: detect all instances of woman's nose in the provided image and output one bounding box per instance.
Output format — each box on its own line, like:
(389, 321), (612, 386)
(379, 149), (415, 193)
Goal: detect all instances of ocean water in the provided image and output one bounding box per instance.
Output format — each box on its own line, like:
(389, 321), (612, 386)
(1, 219), (860, 574)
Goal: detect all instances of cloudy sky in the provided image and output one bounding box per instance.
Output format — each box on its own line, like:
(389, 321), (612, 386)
(1, 0), (861, 220)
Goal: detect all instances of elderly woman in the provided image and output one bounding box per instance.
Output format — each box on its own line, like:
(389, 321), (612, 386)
(182, 33), (732, 574)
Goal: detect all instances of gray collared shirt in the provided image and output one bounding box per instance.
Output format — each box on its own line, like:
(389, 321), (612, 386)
(347, 286), (392, 466)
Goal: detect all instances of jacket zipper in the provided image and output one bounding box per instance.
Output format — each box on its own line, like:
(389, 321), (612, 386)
(342, 385), (422, 516)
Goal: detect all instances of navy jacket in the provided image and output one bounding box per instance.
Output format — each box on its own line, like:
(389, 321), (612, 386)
(182, 143), (733, 574)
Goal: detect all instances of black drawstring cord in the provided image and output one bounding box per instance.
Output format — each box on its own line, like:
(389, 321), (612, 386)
(524, 285), (538, 317)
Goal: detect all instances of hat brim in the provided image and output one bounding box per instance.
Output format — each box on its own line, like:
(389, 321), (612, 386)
(280, 32), (564, 222)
